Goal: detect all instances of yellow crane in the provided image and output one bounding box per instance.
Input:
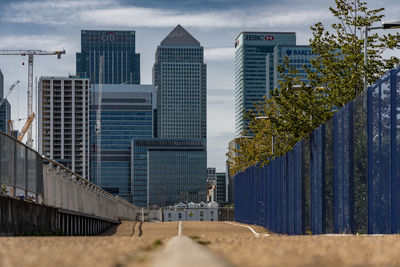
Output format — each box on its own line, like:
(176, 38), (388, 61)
(17, 112), (35, 142)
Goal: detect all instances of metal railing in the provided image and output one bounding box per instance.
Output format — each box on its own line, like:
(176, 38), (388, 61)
(0, 130), (137, 221)
(235, 65), (400, 234)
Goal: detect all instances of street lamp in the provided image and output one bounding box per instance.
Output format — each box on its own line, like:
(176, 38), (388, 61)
(364, 20), (400, 90)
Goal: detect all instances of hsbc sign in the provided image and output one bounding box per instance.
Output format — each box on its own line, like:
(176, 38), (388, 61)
(244, 34), (274, 41)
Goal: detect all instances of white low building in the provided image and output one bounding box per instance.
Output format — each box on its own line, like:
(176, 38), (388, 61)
(163, 201), (219, 222)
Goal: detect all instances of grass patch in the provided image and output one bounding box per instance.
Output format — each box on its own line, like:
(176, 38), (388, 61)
(197, 240), (211, 245)
(144, 239), (163, 252)
(189, 235), (200, 240)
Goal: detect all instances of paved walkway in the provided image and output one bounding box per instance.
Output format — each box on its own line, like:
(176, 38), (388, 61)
(2, 221), (400, 266)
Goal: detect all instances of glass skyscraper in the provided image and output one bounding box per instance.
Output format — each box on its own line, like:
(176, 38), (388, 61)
(234, 32), (296, 137)
(153, 25), (207, 139)
(0, 70), (11, 133)
(89, 84), (156, 202)
(131, 138), (207, 207)
(76, 30), (140, 85)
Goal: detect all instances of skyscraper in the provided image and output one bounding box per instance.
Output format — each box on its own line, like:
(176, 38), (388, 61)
(153, 25), (207, 139)
(234, 32), (296, 137)
(76, 30), (140, 85)
(0, 69), (10, 134)
(89, 84), (156, 202)
(38, 76), (90, 177)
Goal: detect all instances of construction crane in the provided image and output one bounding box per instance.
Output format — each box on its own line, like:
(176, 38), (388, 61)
(0, 80), (20, 107)
(17, 112), (35, 142)
(0, 49), (65, 147)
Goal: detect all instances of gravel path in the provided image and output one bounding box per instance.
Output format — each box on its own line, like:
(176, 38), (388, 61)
(3, 221), (400, 267)
(0, 221), (178, 267)
(182, 221), (400, 267)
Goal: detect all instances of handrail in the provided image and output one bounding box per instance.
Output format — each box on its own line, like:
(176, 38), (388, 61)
(0, 130), (136, 209)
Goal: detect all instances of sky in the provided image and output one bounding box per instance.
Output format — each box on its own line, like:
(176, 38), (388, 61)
(0, 0), (399, 172)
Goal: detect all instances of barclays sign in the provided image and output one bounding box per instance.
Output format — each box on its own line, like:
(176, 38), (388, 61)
(286, 49), (313, 56)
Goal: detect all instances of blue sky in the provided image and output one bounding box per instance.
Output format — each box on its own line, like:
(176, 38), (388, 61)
(0, 0), (399, 172)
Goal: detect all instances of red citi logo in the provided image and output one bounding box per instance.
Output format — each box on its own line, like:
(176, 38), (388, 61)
(265, 35), (274, 41)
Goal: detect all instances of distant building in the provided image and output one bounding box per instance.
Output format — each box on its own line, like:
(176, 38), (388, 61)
(89, 84), (156, 202)
(206, 167), (217, 202)
(235, 32), (296, 137)
(153, 25), (207, 139)
(162, 202), (219, 222)
(267, 45), (315, 92)
(38, 76), (89, 177)
(131, 138), (207, 207)
(0, 70), (11, 134)
(216, 172), (228, 204)
(226, 138), (239, 204)
(76, 30), (140, 84)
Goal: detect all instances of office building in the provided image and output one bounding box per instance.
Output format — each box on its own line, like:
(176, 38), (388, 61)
(0, 70), (11, 134)
(153, 25), (207, 139)
(226, 138), (239, 204)
(38, 76), (90, 177)
(131, 138), (207, 207)
(163, 202), (218, 222)
(89, 84), (156, 201)
(235, 32), (317, 137)
(76, 30), (140, 84)
(268, 45), (315, 92)
(216, 172), (228, 204)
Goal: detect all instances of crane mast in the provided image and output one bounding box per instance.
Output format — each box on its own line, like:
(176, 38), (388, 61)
(0, 49), (65, 146)
(96, 55), (104, 186)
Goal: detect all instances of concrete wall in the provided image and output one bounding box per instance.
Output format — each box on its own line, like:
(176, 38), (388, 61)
(0, 195), (118, 236)
(43, 163), (137, 222)
(0, 195), (58, 235)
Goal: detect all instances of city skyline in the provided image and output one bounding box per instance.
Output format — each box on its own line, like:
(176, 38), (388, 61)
(0, 0), (399, 171)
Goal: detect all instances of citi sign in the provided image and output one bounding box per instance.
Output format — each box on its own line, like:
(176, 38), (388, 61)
(101, 32), (116, 42)
(245, 35), (274, 41)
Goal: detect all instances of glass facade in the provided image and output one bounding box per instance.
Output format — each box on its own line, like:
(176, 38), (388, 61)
(89, 84), (156, 202)
(153, 25), (207, 139)
(132, 138), (207, 207)
(76, 30), (140, 85)
(270, 45), (316, 91)
(234, 32), (296, 137)
(0, 70), (10, 133)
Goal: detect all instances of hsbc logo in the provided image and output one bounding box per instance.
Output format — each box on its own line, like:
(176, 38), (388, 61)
(265, 35), (274, 41)
(235, 39), (239, 48)
(245, 34), (274, 41)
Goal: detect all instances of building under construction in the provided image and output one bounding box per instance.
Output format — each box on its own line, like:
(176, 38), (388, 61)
(38, 76), (90, 178)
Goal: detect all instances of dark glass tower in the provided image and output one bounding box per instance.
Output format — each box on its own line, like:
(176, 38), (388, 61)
(76, 30), (140, 84)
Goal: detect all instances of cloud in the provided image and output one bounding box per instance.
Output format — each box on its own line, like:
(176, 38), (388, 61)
(205, 47), (234, 62)
(3, 0), (330, 29)
(0, 35), (76, 50)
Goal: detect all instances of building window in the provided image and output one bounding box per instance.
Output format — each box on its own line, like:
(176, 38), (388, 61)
(200, 211), (204, 217)
(168, 213), (171, 218)
(178, 213), (182, 219)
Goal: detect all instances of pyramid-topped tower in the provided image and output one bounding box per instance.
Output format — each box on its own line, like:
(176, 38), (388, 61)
(161, 25), (200, 46)
(153, 25), (206, 139)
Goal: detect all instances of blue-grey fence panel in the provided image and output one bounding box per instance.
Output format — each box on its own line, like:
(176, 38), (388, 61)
(353, 90), (368, 233)
(324, 118), (335, 233)
(368, 73), (392, 234)
(334, 103), (353, 233)
(302, 138), (311, 234)
(310, 125), (325, 234)
(393, 70), (400, 233)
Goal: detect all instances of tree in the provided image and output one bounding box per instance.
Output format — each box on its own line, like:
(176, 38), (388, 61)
(228, 0), (400, 175)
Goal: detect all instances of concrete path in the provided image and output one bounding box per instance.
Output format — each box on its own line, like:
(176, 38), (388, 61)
(153, 221), (232, 267)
